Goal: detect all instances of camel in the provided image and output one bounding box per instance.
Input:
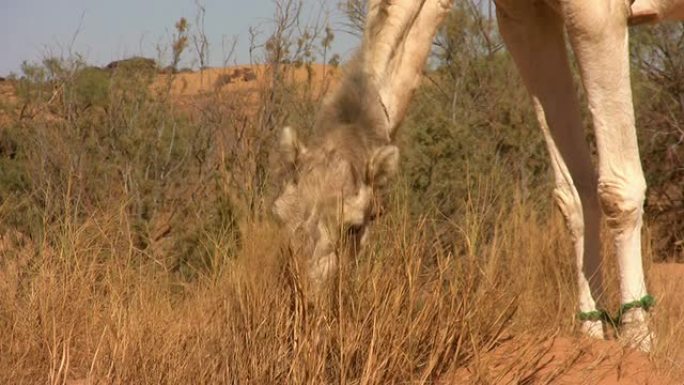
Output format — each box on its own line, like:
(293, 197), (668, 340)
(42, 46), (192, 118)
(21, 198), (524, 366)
(274, 0), (684, 352)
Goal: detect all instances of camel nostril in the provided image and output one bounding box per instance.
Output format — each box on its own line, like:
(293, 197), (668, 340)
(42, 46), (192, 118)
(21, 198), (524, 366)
(369, 203), (384, 221)
(347, 223), (364, 237)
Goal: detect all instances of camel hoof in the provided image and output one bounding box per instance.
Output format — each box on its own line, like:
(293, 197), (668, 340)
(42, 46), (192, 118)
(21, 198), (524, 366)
(580, 319), (606, 340)
(620, 308), (654, 352)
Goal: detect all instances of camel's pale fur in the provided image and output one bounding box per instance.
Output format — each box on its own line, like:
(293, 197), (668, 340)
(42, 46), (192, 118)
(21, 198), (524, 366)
(275, 0), (684, 352)
(273, 59), (400, 290)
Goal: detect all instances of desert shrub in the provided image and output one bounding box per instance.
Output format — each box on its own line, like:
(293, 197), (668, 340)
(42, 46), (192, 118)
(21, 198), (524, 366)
(0, 56), (232, 278)
(68, 66), (111, 111)
(14, 60), (57, 115)
(631, 22), (684, 260)
(398, 4), (549, 258)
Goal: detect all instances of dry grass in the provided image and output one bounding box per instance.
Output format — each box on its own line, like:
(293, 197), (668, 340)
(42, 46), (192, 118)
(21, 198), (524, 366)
(0, 184), (540, 384)
(1, 176), (680, 384)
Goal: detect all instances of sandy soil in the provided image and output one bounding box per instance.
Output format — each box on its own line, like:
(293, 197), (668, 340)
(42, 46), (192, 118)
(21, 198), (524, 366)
(444, 335), (674, 385)
(441, 262), (684, 385)
(153, 64), (337, 98)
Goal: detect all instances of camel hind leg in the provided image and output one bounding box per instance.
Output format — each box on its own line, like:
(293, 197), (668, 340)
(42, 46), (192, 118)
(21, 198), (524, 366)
(496, 1), (605, 338)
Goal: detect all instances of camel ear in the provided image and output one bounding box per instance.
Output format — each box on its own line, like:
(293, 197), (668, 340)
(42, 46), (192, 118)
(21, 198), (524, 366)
(280, 126), (307, 166)
(368, 145), (399, 186)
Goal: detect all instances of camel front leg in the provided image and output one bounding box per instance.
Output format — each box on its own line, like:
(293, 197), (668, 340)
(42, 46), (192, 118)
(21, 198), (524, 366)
(382, 0), (453, 134)
(496, 1), (604, 339)
(363, 0), (425, 96)
(362, 0), (454, 136)
(564, 0), (653, 351)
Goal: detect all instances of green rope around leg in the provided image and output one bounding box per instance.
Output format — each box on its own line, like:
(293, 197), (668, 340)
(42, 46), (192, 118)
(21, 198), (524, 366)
(577, 309), (610, 322)
(614, 294), (655, 325)
(576, 294), (655, 328)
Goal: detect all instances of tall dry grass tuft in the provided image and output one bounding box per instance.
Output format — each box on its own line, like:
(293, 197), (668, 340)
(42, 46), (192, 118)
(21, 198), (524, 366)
(0, 173), (587, 384)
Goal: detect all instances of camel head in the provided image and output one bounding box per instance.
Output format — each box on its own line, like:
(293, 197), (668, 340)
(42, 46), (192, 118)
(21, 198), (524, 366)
(274, 125), (399, 286)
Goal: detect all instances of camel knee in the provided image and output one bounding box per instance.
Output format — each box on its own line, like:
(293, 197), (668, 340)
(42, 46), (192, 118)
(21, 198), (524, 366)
(553, 184), (584, 237)
(554, 174), (601, 234)
(597, 179), (646, 232)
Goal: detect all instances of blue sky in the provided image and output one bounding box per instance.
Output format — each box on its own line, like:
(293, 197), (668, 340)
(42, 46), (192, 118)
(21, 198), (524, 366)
(0, 0), (360, 75)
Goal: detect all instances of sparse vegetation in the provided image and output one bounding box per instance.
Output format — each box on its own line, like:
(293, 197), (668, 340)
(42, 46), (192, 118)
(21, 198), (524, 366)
(0, 1), (682, 383)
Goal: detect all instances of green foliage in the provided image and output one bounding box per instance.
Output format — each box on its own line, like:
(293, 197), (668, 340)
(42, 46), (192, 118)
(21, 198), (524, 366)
(15, 60), (51, 105)
(69, 66), (111, 110)
(400, 5), (548, 223)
